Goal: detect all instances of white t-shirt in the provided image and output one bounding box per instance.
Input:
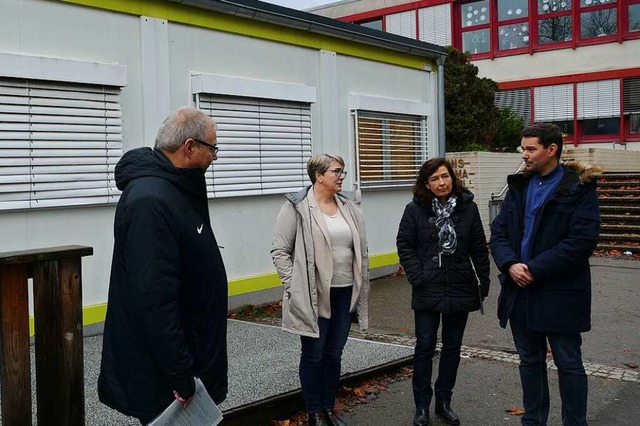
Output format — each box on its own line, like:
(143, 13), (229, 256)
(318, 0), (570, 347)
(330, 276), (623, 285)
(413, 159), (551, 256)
(322, 210), (354, 287)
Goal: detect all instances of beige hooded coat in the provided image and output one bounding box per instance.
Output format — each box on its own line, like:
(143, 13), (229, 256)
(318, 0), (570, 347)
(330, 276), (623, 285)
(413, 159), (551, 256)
(271, 186), (370, 337)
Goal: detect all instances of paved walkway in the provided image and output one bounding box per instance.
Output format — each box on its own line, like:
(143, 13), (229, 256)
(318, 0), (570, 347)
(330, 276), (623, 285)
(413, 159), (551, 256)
(5, 257), (638, 425)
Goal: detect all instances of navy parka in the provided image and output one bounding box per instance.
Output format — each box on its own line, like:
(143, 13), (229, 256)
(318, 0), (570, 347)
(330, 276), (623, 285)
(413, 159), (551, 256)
(490, 162), (601, 333)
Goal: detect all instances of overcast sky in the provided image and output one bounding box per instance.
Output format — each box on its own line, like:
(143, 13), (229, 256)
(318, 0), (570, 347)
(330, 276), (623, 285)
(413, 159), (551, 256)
(262, 0), (337, 10)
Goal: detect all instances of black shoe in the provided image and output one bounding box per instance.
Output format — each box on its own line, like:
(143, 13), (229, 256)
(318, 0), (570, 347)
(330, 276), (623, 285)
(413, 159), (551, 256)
(308, 412), (330, 426)
(413, 409), (429, 426)
(323, 409), (347, 426)
(435, 402), (460, 425)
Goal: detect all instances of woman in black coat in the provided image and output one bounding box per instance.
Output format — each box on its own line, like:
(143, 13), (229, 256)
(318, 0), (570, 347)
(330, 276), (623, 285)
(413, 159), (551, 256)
(396, 158), (490, 426)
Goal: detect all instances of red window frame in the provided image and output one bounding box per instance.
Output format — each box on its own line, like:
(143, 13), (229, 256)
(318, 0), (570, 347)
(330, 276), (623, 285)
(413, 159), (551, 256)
(576, 0), (619, 46)
(533, 0), (574, 51)
(623, 0), (640, 40)
(495, 0), (531, 56)
(458, 0), (493, 59)
(455, 0), (639, 58)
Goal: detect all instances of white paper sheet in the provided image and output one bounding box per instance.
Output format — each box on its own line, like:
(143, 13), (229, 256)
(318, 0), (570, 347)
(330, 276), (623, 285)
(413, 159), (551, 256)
(148, 378), (223, 426)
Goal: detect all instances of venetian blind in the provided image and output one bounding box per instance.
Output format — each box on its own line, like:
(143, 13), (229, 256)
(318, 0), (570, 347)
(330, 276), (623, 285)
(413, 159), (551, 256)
(386, 10), (417, 38)
(418, 5), (452, 46)
(534, 84), (574, 122)
(495, 88), (532, 125)
(354, 111), (426, 189)
(0, 78), (122, 210)
(197, 95), (311, 198)
(577, 79), (620, 119)
(623, 77), (640, 114)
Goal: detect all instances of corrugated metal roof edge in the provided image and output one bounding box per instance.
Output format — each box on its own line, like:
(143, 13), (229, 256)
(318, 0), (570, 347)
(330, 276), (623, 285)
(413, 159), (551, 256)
(167, 0), (446, 60)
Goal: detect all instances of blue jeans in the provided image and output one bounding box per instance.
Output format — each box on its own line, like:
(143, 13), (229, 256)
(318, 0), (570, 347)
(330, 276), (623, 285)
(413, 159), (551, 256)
(413, 310), (469, 410)
(510, 316), (588, 426)
(299, 285), (353, 414)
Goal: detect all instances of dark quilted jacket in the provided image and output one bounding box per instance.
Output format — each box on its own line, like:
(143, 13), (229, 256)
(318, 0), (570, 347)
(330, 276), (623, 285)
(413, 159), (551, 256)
(396, 189), (490, 313)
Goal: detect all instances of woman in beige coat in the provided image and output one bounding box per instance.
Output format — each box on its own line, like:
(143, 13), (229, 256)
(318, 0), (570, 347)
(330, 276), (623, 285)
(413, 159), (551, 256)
(271, 154), (369, 426)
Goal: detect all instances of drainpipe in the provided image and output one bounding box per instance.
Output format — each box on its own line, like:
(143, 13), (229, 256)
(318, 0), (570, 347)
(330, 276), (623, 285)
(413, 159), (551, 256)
(437, 55), (446, 158)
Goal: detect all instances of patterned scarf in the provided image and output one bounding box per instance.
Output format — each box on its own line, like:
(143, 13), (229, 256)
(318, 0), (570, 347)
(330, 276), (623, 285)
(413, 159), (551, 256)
(432, 195), (457, 255)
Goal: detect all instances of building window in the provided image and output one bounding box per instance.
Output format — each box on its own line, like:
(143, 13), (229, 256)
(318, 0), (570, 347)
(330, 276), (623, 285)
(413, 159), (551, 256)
(577, 79), (620, 136)
(358, 18), (383, 31)
(624, 77), (640, 135)
(354, 111), (427, 188)
(538, 0), (573, 45)
(630, 3), (640, 32)
(461, 0), (491, 54)
(197, 95), (311, 197)
(497, 0), (530, 50)
(418, 5), (452, 46)
(0, 78), (122, 211)
(385, 10), (416, 38)
(579, 0), (617, 39)
(495, 88), (532, 125)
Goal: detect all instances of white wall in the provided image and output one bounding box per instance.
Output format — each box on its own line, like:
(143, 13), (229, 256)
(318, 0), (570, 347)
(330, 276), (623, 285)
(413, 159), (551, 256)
(475, 40), (640, 83)
(0, 0), (438, 310)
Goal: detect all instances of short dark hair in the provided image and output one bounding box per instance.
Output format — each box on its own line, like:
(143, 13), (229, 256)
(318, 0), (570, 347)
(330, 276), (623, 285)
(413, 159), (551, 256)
(521, 123), (563, 159)
(413, 157), (462, 204)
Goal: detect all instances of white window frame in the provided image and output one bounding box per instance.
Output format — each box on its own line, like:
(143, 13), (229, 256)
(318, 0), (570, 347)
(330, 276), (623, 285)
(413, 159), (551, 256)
(0, 53), (126, 211)
(349, 93), (430, 190)
(192, 73), (316, 198)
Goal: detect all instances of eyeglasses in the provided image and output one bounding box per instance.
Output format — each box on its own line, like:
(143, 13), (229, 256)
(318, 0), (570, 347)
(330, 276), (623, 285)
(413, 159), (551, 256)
(193, 138), (219, 154)
(327, 168), (347, 177)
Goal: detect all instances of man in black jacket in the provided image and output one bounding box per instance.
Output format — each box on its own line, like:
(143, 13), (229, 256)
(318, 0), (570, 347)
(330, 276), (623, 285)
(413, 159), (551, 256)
(98, 107), (228, 424)
(490, 123), (601, 426)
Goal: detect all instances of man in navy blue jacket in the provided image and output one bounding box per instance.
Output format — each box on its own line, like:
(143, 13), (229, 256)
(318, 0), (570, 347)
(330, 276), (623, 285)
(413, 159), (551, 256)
(490, 123), (601, 426)
(98, 107), (228, 424)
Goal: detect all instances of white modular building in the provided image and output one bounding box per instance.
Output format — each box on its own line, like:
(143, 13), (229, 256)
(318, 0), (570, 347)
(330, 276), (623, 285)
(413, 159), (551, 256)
(0, 0), (445, 332)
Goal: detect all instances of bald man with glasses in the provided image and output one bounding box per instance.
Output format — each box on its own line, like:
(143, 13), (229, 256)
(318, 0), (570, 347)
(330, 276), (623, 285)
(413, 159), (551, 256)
(99, 107), (228, 425)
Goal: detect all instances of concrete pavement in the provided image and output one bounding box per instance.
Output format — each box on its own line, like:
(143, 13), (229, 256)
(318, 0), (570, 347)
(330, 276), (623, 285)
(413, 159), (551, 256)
(341, 256), (640, 425)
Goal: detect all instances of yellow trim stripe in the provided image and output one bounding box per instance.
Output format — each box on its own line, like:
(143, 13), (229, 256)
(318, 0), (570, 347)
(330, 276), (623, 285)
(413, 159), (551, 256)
(57, 0), (434, 70)
(27, 251), (399, 333)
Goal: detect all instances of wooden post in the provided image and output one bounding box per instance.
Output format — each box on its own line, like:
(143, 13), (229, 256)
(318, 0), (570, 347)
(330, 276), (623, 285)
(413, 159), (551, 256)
(33, 257), (85, 425)
(0, 245), (92, 426)
(0, 263), (32, 426)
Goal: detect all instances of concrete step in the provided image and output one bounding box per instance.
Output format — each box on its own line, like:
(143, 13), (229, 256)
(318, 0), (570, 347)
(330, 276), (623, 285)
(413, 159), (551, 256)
(599, 233), (640, 242)
(601, 224), (640, 233)
(597, 189), (640, 196)
(600, 172), (640, 179)
(601, 214), (640, 224)
(597, 196), (640, 204)
(596, 243), (640, 253)
(598, 181), (640, 188)
(599, 206), (640, 213)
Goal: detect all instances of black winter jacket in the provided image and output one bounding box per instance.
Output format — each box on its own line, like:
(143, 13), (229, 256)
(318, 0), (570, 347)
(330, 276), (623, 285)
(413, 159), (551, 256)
(397, 190), (490, 313)
(490, 162), (601, 333)
(98, 148), (228, 421)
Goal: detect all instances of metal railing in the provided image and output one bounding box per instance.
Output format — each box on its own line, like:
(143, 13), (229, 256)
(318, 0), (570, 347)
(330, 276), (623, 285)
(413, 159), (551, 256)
(489, 161), (525, 223)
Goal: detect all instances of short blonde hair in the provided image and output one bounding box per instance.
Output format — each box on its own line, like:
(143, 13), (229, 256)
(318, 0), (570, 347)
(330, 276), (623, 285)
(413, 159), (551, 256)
(307, 154), (345, 184)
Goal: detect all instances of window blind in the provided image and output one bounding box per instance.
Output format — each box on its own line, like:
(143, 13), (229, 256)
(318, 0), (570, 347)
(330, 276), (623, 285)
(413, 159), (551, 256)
(495, 88), (532, 125)
(386, 10), (417, 38)
(354, 111), (426, 189)
(0, 78), (122, 210)
(577, 79), (620, 119)
(418, 5), (452, 46)
(197, 94), (312, 198)
(623, 77), (640, 114)
(534, 84), (574, 122)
